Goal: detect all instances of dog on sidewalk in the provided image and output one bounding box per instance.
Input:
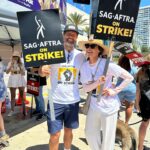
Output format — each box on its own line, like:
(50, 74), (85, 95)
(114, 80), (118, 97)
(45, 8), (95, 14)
(116, 120), (138, 150)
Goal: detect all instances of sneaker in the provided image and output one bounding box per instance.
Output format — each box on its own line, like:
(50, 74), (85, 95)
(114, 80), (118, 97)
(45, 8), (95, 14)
(36, 114), (45, 121)
(7, 111), (16, 117)
(0, 134), (9, 141)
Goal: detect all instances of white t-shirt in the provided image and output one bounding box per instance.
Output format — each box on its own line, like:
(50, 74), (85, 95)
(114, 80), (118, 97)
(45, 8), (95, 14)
(80, 58), (124, 115)
(50, 49), (85, 104)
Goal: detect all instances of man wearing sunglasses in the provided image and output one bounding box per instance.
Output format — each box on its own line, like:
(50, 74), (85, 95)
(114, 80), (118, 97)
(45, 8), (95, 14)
(39, 24), (85, 150)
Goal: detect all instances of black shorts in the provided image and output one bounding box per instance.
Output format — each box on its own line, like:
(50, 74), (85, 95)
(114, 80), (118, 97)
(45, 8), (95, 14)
(138, 94), (150, 121)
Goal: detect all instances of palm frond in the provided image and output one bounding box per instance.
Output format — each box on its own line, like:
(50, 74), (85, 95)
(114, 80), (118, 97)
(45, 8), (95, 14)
(67, 12), (88, 28)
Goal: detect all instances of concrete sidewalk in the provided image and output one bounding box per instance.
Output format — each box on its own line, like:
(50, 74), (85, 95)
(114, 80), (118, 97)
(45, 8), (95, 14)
(2, 106), (150, 150)
(2, 73), (150, 150)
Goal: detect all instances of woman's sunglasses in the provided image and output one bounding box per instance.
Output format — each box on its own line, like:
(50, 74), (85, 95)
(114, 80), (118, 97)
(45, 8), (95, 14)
(85, 44), (97, 49)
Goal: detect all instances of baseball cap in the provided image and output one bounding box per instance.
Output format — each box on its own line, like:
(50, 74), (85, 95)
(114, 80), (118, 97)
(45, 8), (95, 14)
(64, 24), (79, 34)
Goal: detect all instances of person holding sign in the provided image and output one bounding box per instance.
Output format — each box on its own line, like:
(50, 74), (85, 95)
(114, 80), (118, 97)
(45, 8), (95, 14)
(39, 24), (85, 150)
(78, 39), (133, 150)
(6, 51), (26, 117)
(135, 54), (150, 150)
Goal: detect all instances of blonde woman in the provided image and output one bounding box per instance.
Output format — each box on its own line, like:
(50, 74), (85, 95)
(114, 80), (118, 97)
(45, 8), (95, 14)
(79, 39), (133, 150)
(6, 51), (26, 116)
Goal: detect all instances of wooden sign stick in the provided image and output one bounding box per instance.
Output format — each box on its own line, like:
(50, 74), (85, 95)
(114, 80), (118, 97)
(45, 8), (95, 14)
(97, 40), (114, 102)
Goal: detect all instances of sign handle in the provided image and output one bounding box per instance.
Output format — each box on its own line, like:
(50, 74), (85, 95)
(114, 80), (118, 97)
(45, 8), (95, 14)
(48, 88), (55, 121)
(97, 40), (114, 102)
(30, 94), (34, 118)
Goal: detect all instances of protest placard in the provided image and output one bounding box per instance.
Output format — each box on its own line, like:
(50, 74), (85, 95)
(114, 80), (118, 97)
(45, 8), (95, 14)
(27, 72), (40, 96)
(94, 0), (141, 42)
(8, 0), (41, 10)
(73, 0), (90, 4)
(17, 9), (65, 68)
(9, 0), (67, 24)
(114, 41), (149, 66)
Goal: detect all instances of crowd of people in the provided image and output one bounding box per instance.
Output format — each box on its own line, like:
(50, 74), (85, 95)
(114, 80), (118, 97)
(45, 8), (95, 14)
(0, 24), (150, 150)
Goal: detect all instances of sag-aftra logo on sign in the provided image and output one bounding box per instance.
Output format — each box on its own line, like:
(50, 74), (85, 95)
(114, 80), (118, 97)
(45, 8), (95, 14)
(94, 0), (141, 42)
(17, 9), (65, 68)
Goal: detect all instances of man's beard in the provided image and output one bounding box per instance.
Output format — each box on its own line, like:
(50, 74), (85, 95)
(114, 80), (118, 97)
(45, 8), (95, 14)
(65, 42), (75, 51)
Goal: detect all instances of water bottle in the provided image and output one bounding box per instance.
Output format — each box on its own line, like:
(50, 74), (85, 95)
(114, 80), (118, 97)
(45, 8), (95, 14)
(5, 92), (11, 109)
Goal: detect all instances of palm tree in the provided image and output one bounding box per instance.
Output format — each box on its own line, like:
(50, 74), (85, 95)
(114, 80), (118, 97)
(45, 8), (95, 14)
(83, 26), (90, 37)
(67, 12), (88, 28)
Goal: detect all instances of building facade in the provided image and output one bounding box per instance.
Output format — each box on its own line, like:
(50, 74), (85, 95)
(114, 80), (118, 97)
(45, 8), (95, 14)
(134, 6), (150, 48)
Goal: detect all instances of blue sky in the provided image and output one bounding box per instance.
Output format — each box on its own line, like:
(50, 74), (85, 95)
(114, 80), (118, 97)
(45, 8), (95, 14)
(67, 0), (150, 14)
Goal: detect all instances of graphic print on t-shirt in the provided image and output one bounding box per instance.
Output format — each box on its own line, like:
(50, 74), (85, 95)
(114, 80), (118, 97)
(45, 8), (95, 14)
(96, 85), (101, 95)
(92, 85), (101, 96)
(58, 67), (77, 84)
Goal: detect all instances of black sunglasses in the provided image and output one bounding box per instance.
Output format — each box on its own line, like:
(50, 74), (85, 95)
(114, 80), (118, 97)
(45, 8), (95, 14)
(85, 44), (97, 49)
